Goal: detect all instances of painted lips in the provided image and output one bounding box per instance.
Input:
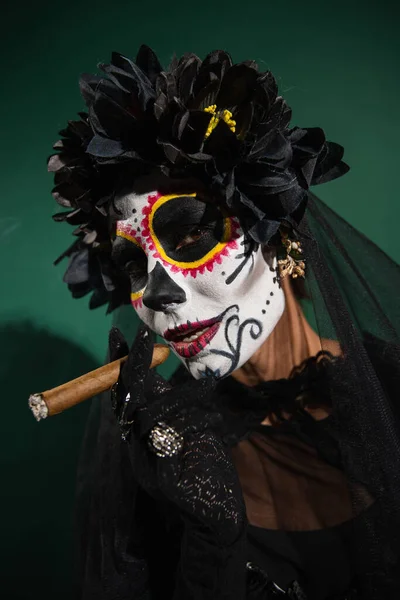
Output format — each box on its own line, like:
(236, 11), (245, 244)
(163, 316), (221, 358)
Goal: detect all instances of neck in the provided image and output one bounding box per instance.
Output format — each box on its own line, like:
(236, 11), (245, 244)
(231, 278), (338, 386)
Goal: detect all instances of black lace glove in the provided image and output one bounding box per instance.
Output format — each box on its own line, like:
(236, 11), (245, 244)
(109, 324), (247, 548)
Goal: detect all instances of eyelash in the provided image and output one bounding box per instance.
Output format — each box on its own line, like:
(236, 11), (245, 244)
(175, 227), (208, 250)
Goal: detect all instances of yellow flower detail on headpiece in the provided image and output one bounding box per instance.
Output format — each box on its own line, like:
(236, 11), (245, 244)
(204, 104), (236, 139)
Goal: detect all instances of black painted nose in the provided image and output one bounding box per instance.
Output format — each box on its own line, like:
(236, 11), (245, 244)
(142, 263), (187, 312)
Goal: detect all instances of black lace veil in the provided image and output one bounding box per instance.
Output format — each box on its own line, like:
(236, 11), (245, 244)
(300, 193), (400, 598)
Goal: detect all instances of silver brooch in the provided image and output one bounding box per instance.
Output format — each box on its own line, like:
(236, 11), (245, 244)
(148, 421), (184, 458)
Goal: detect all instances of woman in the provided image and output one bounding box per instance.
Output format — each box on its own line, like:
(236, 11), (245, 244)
(50, 46), (400, 599)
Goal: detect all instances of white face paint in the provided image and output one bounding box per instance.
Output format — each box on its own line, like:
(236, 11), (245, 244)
(111, 186), (285, 379)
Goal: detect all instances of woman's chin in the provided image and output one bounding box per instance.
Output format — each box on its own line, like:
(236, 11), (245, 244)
(184, 354), (229, 380)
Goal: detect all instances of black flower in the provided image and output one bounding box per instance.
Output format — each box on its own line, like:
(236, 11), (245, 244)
(49, 45), (349, 310)
(48, 113), (127, 311)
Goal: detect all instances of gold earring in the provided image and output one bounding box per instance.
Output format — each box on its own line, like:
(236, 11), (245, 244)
(277, 230), (306, 279)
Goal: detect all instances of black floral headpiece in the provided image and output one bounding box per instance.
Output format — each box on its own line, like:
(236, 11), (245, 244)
(49, 45), (349, 311)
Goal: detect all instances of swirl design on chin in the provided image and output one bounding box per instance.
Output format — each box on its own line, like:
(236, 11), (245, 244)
(209, 305), (263, 376)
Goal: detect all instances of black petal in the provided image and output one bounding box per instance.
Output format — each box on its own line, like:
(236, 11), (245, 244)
(192, 67), (219, 100)
(52, 181), (90, 205)
(254, 71), (278, 106)
(189, 78), (220, 110)
(235, 102), (254, 141)
(99, 61), (155, 109)
(90, 90), (139, 140)
(48, 153), (80, 173)
(111, 52), (155, 94)
(162, 142), (183, 165)
(202, 50), (232, 73)
(156, 71), (178, 102)
(312, 142), (350, 185)
(179, 110), (211, 153)
(204, 120), (241, 170)
(154, 91), (168, 120)
(177, 55), (201, 104)
(216, 64), (259, 107)
(86, 135), (125, 158)
(63, 248), (90, 285)
(135, 44), (163, 84)
(195, 50), (232, 90)
(53, 210), (72, 221)
(79, 73), (102, 106)
(248, 216), (281, 244)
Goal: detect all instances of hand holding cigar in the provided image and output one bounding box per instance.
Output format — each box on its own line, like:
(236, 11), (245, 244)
(29, 343), (170, 421)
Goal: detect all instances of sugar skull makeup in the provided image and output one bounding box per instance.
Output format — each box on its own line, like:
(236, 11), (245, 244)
(112, 188), (285, 379)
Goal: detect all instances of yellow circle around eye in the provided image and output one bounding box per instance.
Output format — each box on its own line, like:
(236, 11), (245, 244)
(148, 194), (232, 269)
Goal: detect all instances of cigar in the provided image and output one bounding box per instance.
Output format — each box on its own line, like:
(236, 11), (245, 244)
(29, 343), (170, 422)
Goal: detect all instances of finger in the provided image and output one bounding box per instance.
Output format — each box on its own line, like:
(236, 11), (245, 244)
(108, 328), (130, 419)
(111, 383), (118, 413)
(111, 378), (131, 423)
(118, 325), (154, 424)
(111, 325), (153, 425)
(108, 327), (129, 362)
(119, 390), (135, 434)
(121, 325), (155, 426)
(122, 324), (154, 388)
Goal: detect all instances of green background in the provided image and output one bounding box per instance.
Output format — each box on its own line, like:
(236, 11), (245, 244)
(1, 0), (399, 598)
